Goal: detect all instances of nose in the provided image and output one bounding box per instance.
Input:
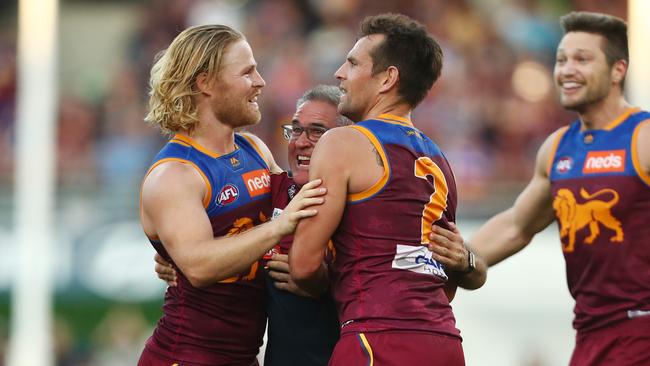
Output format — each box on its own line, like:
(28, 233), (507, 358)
(253, 70), (266, 88)
(294, 130), (313, 147)
(555, 60), (576, 78)
(334, 63), (345, 80)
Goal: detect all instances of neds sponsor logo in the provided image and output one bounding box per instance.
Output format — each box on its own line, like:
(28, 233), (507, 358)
(242, 169), (271, 197)
(582, 150), (625, 174)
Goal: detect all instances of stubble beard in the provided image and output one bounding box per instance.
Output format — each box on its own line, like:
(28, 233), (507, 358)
(560, 71), (613, 113)
(338, 98), (362, 123)
(217, 101), (261, 129)
(560, 84), (609, 113)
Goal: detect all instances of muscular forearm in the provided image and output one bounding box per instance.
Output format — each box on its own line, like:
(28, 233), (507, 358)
(471, 209), (533, 266)
(180, 220), (284, 287)
(291, 261), (329, 298)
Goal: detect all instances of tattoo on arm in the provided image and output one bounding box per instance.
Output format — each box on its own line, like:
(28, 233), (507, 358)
(372, 147), (384, 168)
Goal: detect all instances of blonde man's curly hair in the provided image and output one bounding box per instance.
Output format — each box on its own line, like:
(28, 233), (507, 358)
(145, 24), (243, 135)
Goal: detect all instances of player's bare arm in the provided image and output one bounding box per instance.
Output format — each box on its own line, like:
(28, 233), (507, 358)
(635, 120), (650, 176)
(471, 129), (564, 266)
(428, 223), (487, 289)
(142, 161), (325, 287)
(290, 127), (381, 296)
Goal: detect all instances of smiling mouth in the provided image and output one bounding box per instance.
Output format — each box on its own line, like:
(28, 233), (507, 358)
(297, 155), (310, 167)
(560, 81), (583, 93)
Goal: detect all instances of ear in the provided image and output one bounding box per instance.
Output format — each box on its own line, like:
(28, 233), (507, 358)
(378, 65), (399, 93)
(610, 59), (627, 86)
(195, 72), (212, 95)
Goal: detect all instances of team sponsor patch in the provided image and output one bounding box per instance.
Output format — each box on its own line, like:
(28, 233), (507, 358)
(242, 169), (271, 197)
(217, 184), (239, 206)
(582, 150), (625, 174)
(391, 244), (448, 280)
(555, 156), (573, 174)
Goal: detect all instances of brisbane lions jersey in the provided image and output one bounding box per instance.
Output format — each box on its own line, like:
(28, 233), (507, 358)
(330, 114), (460, 339)
(142, 133), (272, 364)
(548, 108), (650, 332)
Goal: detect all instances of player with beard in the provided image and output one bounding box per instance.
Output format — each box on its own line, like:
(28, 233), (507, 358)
(289, 14), (487, 365)
(138, 24), (325, 366)
(431, 11), (650, 366)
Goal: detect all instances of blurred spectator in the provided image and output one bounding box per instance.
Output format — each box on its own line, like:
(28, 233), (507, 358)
(57, 96), (98, 186)
(0, 315), (6, 366)
(90, 305), (149, 366)
(0, 42), (15, 184)
(53, 317), (93, 366)
(96, 65), (162, 202)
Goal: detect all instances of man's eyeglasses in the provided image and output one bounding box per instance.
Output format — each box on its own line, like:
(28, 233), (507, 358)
(281, 124), (329, 143)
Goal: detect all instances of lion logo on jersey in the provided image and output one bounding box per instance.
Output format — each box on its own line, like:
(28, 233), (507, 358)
(552, 188), (624, 253)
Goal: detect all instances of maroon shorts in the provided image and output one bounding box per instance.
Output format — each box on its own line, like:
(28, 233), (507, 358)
(328, 331), (464, 366)
(569, 315), (650, 366)
(138, 347), (259, 366)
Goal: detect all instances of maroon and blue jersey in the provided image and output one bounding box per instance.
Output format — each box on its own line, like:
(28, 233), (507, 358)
(330, 114), (460, 338)
(548, 108), (650, 332)
(142, 133), (272, 364)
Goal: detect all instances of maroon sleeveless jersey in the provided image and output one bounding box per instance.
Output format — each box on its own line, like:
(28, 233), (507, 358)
(548, 108), (650, 332)
(142, 134), (272, 364)
(330, 115), (460, 339)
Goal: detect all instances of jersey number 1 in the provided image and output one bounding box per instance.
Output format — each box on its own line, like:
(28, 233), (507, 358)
(414, 157), (448, 243)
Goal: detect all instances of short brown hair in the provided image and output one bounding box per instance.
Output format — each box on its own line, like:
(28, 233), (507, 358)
(359, 13), (443, 108)
(145, 25), (243, 134)
(560, 12), (628, 71)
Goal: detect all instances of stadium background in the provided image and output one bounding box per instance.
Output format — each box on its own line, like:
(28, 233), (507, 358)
(0, 0), (640, 365)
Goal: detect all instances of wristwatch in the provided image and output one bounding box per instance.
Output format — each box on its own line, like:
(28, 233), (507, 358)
(461, 249), (476, 275)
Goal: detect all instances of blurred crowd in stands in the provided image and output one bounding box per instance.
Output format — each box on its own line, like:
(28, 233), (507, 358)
(0, 0), (627, 214)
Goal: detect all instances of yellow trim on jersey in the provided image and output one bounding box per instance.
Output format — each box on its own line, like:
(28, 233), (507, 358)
(631, 118), (650, 187)
(173, 133), (228, 158)
(375, 113), (414, 127)
(169, 138), (191, 147)
(239, 133), (269, 169)
(546, 126), (569, 177)
(144, 157), (213, 209)
(358, 333), (374, 366)
(347, 125), (390, 202)
(604, 107), (641, 131)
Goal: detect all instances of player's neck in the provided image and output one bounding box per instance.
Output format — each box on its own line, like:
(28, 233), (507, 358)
(578, 93), (631, 131)
(363, 97), (412, 122)
(180, 118), (237, 156)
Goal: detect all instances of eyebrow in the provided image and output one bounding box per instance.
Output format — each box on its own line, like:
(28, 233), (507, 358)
(242, 64), (256, 74)
(291, 120), (327, 127)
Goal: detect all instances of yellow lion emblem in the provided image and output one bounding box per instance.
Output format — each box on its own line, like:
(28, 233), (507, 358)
(552, 188), (624, 253)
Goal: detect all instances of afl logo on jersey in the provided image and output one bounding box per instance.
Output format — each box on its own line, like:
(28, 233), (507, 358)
(217, 184), (239, 206)
(556, 156), (573, 174)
